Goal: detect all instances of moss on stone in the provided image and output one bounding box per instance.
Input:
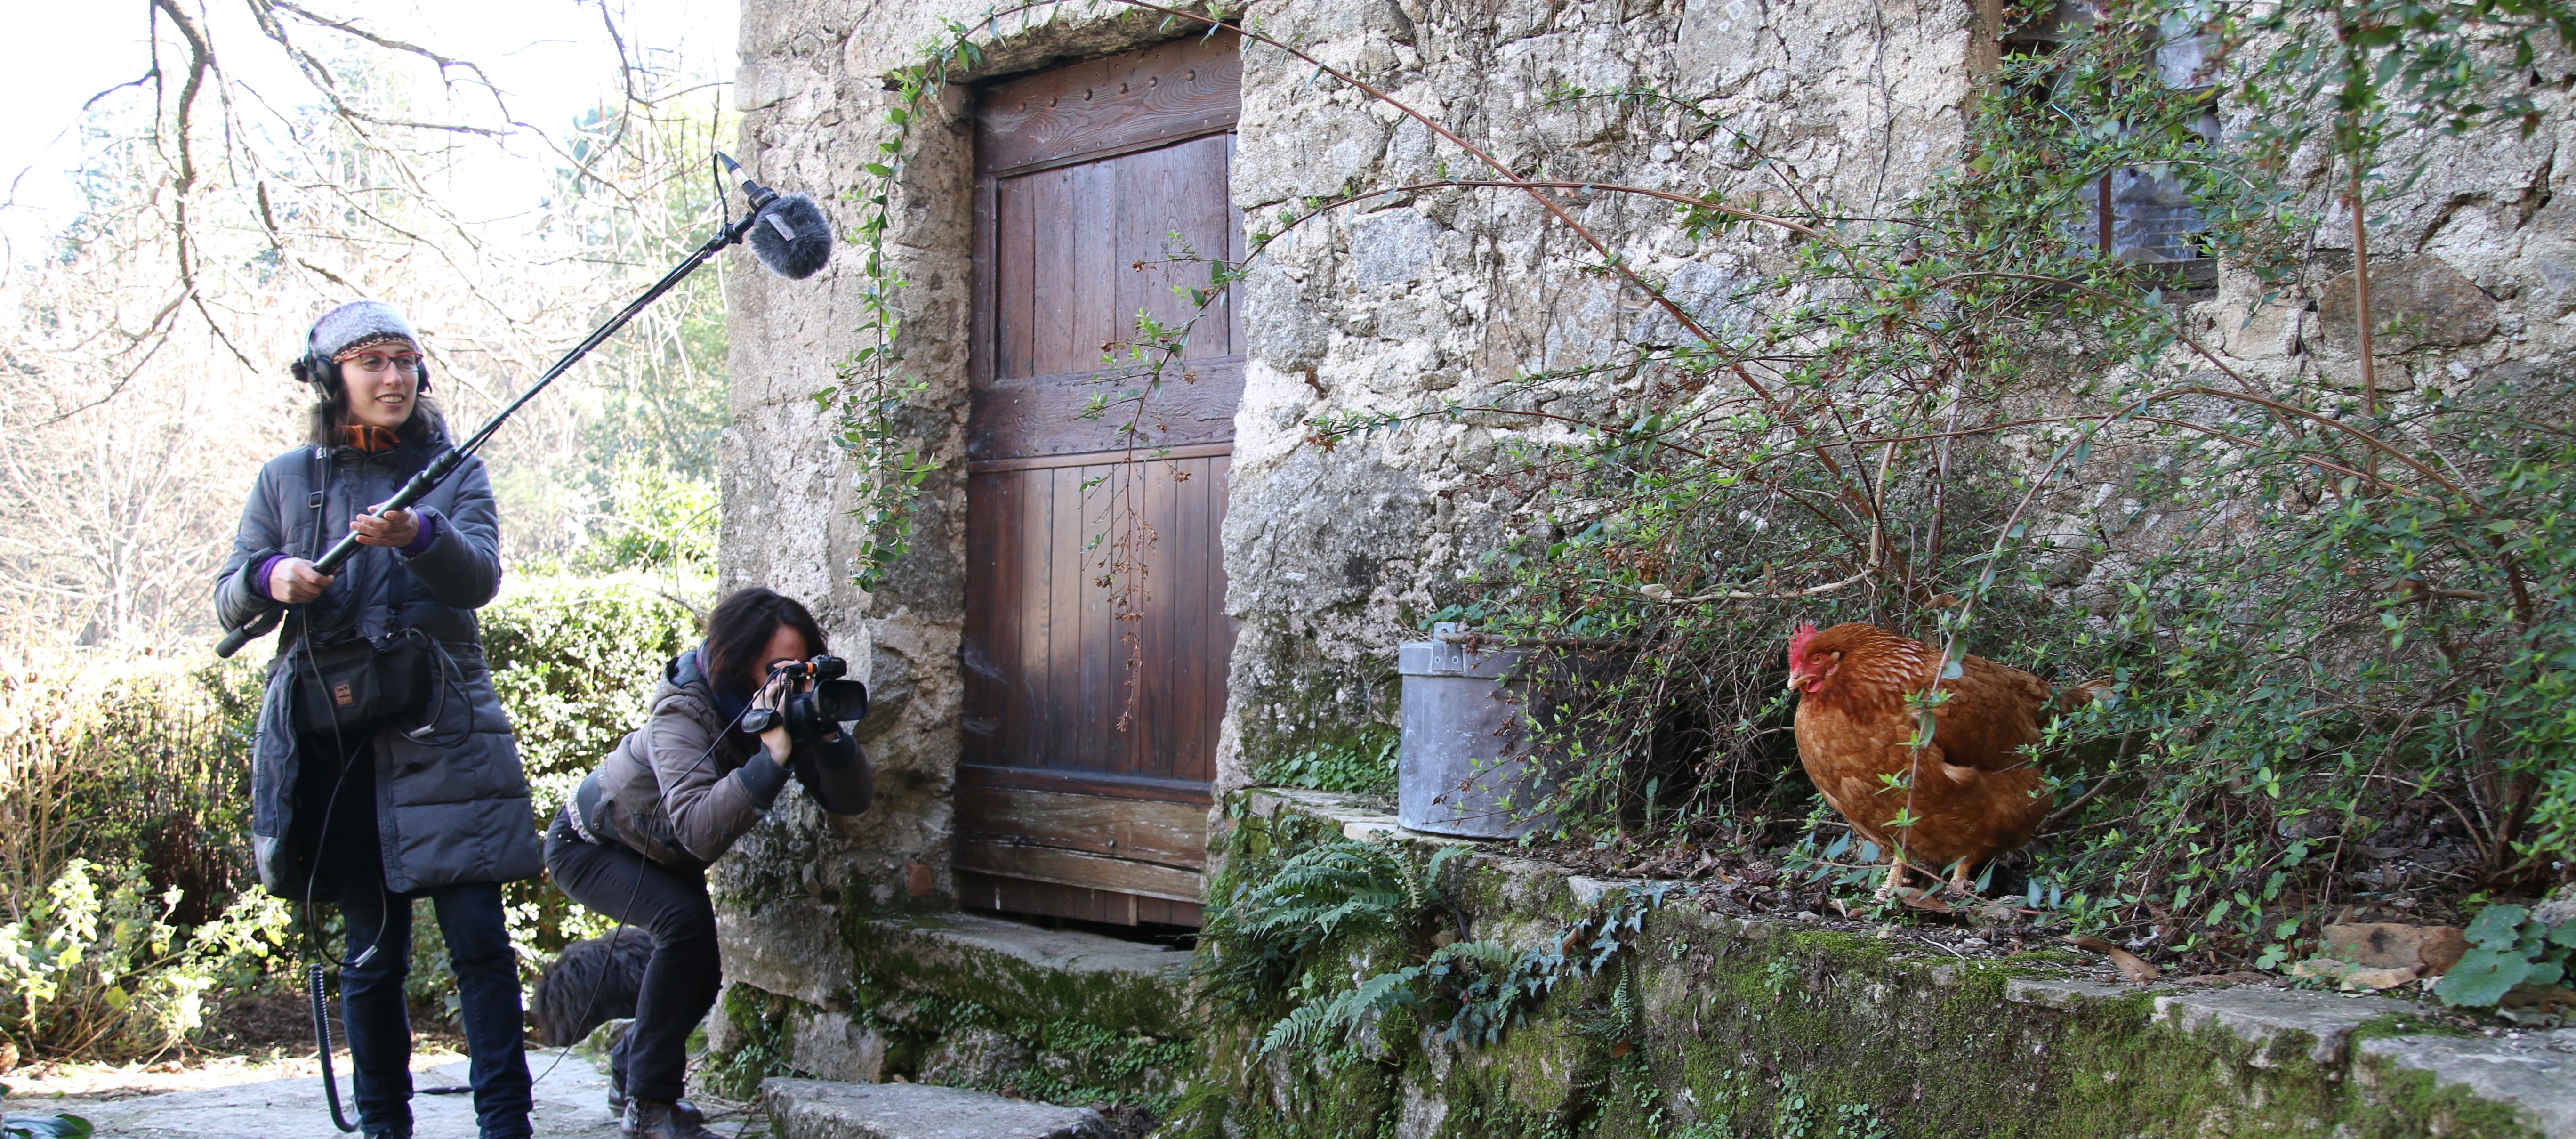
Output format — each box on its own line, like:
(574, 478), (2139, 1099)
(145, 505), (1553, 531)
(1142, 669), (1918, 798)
(1176, 791), (2555, 1139)
(836, 910), (1190, 1037)
(704, 984), (807, 1099)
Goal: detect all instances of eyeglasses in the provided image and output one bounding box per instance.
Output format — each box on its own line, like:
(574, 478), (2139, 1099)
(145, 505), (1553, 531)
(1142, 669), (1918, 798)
(338, 351), (424, 377)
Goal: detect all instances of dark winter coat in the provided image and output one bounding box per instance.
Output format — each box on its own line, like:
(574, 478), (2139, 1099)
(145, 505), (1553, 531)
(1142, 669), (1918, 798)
(215, 435), (542, 898)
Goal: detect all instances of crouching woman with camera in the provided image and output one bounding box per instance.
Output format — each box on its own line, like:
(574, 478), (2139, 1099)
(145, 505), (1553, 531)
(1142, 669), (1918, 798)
(549, 587), (870, 1139)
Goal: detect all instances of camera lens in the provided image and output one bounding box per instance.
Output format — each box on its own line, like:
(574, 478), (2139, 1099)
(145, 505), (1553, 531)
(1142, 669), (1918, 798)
(812, 679), (868, 723)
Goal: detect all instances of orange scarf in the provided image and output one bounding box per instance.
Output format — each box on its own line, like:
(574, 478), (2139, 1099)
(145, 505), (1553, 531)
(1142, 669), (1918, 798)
(340, 425), (399, 453)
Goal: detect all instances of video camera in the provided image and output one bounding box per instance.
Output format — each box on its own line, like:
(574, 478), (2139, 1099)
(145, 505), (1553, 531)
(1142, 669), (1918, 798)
(738, 654), (869, 741)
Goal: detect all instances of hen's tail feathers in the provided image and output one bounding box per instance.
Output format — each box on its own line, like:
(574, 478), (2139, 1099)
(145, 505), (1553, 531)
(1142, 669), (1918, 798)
(2046, 677), (2116, 720)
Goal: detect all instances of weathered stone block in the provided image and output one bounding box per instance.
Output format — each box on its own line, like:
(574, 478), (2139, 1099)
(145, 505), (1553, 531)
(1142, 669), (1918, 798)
(2358, 1031), (2576, 1139)
(2325, 922), (2469, 974)
(720, 898), (854, 1007)
(2315, 256), (2498, 356)
(917, 1025), (1034, 1088)
(790, 1009), (888, 1083)
(845, 911), (1193, 1036)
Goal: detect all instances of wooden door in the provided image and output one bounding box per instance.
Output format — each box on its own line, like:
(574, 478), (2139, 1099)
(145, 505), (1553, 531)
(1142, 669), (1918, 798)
(957, 33), (1243, 928)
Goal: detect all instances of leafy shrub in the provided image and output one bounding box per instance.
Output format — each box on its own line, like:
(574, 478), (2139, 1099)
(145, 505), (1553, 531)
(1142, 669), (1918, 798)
(2432, 902), (2576, 1010)
(0, 859), (295, 1060)
(1, 652), (261, 931)
(574, 455), (718, 574)
(2, 1114), (95, 1139)
(0, 573), (705, 1050)
(1250, 724), (1399, 795)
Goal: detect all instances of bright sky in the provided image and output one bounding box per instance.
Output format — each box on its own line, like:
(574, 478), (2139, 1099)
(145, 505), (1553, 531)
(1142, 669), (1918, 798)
(0, 0), (738, 256)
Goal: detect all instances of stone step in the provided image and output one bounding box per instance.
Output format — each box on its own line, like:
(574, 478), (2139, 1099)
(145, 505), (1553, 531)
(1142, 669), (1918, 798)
(762, 1077), (1116, 1139)
(721, 906), (1192, 1038)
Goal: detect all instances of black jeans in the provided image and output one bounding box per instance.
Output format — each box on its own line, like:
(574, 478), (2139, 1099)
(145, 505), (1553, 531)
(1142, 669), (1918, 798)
(306, 741), (533, 1139)
(544, 809), (720, 1103)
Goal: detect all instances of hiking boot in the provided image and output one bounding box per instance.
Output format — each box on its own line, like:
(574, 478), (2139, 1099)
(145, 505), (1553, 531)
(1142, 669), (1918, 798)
(608, 1076), (703, 1126)
(623, 1099), (721, 1139)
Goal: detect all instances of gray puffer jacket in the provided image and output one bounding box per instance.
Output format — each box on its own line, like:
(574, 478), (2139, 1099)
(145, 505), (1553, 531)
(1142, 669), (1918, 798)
(216, 434), (542, 898)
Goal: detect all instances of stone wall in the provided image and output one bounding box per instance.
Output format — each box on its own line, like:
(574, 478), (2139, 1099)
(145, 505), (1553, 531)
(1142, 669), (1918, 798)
(716, 0), (2576, 1103)
(717, 0), (1996, 970)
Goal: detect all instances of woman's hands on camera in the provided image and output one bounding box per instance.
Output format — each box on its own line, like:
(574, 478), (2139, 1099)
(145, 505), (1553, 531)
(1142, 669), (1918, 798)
(268, 558), (335, 603)
(751, 672), (799, 762)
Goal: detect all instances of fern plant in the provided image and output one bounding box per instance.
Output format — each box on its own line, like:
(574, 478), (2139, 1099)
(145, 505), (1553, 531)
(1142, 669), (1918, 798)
(1197, 816), (1466, 1024)
(1202, 810), (1675, 1057)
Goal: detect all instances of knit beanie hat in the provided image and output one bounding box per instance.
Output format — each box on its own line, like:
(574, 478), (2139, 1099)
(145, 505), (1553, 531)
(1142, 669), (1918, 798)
(303, 299), (425, 394)
(306, 299), (419, 361)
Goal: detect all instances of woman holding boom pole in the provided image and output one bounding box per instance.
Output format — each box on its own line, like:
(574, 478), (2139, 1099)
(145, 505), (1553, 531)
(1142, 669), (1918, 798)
(214, 300), (540, 1139)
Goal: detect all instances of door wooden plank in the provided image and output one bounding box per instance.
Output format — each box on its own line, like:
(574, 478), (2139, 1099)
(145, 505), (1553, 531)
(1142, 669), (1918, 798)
(1079, 458), (1116, 772)
(954, 838), (1205, 903)
(1041, 461), (1079, 765)
(1170, 455), (1209, 782)
(1138, 897), (1203, 927)
(1001, 173), (1041, 380)
(963, 470), (1004, 762)
(956, 761), (1216, 804)
(966, 357), (1246, 461)
(1207, 454), (1236, 769)
(997, 469), (1031, 764)
(976, 31), (1241, 176)
(1226, 134), (1246, 353)
(952, 785), (1207, 868)
(956, 871), (1204, 929)
(1135, 454), (1176, 780)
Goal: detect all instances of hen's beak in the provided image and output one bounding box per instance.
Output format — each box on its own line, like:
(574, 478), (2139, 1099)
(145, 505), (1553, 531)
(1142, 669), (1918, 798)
(1785, 669), (1806, 692)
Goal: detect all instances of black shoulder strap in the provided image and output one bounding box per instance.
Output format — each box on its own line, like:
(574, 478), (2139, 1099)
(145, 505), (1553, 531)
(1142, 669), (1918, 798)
(306, 446), (328, 556)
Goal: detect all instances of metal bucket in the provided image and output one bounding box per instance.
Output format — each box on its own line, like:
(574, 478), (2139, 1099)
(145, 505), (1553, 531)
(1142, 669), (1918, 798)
(1397, 624), (1561, 838)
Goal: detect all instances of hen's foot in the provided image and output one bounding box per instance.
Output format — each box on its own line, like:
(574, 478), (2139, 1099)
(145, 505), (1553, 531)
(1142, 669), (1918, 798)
(1876, 861), (1910, 900)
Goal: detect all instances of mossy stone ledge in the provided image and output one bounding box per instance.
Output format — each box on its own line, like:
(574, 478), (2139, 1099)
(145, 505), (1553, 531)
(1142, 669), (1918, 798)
(1168, 790), (2576, 1139)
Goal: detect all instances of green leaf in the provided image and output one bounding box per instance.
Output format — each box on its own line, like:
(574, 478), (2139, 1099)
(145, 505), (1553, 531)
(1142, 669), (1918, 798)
(2464, 905), (2529, 950)
(3, 1115), (97, 1139)
(2432, 947), (2535, 1008)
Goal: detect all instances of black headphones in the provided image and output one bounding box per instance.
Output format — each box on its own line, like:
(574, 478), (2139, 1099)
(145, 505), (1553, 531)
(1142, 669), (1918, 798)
(295, 345), (432, 401)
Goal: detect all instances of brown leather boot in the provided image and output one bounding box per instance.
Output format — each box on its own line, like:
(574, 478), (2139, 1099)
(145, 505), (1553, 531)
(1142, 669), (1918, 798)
(607, 1079), (704, 1126)
(623, 1099), (722, 1139)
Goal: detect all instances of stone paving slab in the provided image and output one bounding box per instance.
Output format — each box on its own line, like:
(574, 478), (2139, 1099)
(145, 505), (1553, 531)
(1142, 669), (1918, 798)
(2361, 1029), (2576, 1139)
(69, 1049), (636, 1139)
(2008, 974), (2576, 1133)
(2149, 984), (2417, 1066)
(762, 1078), (1113, 1139)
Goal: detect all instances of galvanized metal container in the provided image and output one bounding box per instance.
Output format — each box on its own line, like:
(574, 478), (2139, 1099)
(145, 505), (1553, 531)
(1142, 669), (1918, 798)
(1397, 623), (1560, 838)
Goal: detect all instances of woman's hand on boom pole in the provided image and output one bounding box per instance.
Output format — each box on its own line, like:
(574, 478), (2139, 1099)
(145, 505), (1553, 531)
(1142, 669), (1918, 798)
(349, 508), (421, 549)
(268, 558), (334, 604)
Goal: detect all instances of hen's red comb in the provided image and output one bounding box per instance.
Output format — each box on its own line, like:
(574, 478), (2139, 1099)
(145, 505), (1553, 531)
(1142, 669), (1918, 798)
(1788, 622), (1819, 663)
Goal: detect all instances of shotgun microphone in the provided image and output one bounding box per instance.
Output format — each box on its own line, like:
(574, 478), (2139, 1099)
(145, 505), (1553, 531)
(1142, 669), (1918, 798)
(716, 152), (833, 279)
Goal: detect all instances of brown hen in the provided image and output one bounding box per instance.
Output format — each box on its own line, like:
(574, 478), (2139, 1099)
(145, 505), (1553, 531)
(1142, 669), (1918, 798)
(1786, 622), (2097, 896)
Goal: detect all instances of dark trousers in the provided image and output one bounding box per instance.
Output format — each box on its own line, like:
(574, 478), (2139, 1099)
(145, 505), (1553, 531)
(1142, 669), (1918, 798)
(306, 741), (533, 1138)
(544, 810), (720, 1103)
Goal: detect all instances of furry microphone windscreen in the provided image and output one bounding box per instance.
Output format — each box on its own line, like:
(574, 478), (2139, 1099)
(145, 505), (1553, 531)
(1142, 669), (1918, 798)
(748, 194), (833, 280)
